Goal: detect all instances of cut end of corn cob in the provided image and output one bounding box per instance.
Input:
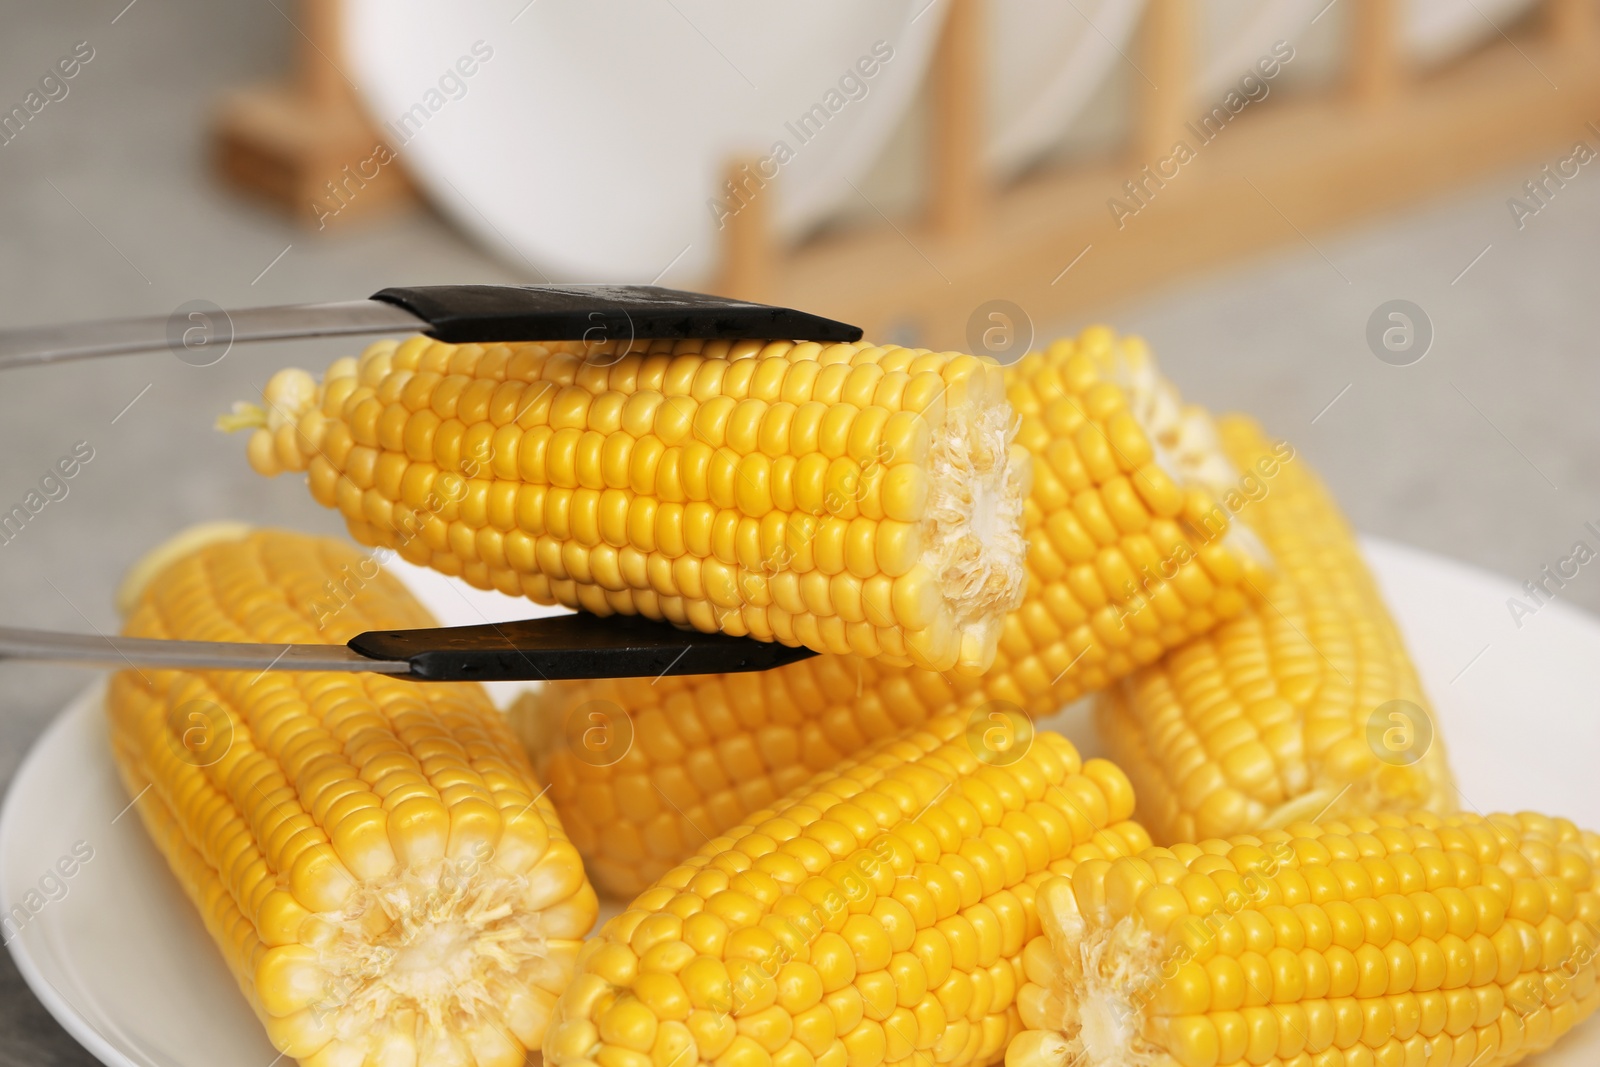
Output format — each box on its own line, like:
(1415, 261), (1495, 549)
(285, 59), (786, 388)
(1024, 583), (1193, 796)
(1096, 415), (1455, 845)
(109, 527), (598, 1066)
(1011, 810), (1600, 1067)
(228, 336), (1031, 675)
(543, 712), (1154, 1067)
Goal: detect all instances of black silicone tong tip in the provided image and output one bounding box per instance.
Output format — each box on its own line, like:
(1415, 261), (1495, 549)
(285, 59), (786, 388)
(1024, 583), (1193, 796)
(372, 284), (864, 347)
(348, 612), (818, 682)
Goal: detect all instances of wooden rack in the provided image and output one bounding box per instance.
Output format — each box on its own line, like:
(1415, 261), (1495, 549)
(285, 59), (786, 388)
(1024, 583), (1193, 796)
(211, 0), (413, 229)
(212, 0), (1600, 333)
(713, 0), (1600, 347)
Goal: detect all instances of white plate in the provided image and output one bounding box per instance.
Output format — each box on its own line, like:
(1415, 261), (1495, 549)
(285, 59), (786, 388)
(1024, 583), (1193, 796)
(6, 537), (1600, 1066)
(343, 0), (944, 281)
(1404, 0), (1538, 66)
(984, 0), (1146, 179)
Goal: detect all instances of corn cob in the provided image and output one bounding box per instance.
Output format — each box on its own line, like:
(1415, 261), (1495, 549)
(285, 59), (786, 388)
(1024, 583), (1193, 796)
(1009, 809), (1600, 1067)
(1004, 327), (1269, 694)
(511, 327), (1270, 898)
(1096, 416), (1455, 845)
(108, 526), (598, 1067)
(542, 711), (1153, 1067)
(227, 335), (1032, 675)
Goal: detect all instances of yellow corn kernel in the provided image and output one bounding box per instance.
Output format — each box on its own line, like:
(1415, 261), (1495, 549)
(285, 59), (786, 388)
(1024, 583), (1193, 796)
(107, 526), (598, 1066)
(512, 328), (1272, 898)
(545, 712), (1152, 1067)
(1008, 810), (1600, 1067)
(230, 336), (1033, 675)
(1097, 415), (1456, 844)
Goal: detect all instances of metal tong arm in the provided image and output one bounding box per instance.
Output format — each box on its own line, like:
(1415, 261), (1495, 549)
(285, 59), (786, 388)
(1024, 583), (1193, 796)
(0, 613), (817, 682)
(0, 284), (863, 371)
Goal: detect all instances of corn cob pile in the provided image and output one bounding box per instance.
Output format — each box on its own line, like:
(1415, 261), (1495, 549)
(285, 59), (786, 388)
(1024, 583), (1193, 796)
(229, 335), (1033, 675)
(1010, 810), (1600, 1067)
(1096, 416), (1456, 845)
(108, 527), (598, 1067)
(138, 316), (1600, 1067)
(542, 713), (1153, 1067)
(511, 328), (1273, 898)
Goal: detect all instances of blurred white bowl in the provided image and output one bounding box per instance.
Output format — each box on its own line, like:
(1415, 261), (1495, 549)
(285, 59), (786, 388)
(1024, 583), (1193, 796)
(342, 0), (945, 281)
(1196, 0), (1321, 98)
(1405, 0), (1538, 65)
(985, 0), (1146, 178)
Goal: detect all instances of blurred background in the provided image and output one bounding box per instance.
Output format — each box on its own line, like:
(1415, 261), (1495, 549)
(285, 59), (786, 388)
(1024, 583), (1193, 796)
(2, 0), (1598, 1061)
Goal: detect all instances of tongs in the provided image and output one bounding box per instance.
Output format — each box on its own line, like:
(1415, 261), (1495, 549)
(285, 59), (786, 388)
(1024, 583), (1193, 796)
(0, 284), (864, 681)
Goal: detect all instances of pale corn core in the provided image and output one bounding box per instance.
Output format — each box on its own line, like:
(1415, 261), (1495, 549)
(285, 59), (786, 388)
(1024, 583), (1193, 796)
(922, 387), (1028, 654)
(1022, 912), (1163, 1067)
(321, 861), (546, 1037)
